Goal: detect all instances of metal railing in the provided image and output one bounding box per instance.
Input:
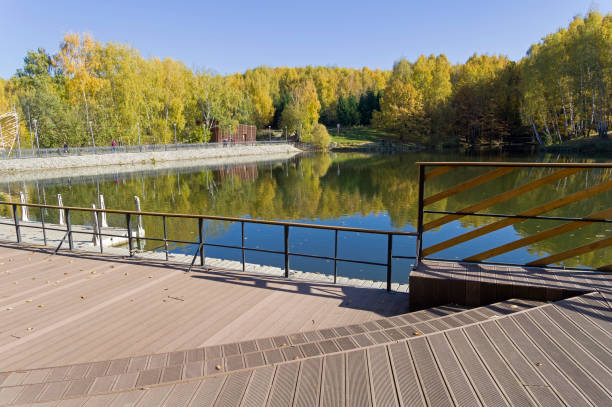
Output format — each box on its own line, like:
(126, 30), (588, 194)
(415, 162), (612, 271)
(0, 201), (416, 291)
(0, 140), (293, 160)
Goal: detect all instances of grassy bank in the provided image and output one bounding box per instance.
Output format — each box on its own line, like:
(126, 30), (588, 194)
(543, 135), (612, 154)
(329, 127), (398, 145)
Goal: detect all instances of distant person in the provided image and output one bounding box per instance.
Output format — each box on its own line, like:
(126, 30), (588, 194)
(63, 141), (68, 153)
(111, 139), (116, 152)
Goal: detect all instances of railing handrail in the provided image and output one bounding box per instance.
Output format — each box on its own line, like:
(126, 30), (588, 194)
(417, 161), (612, 168)
(415, 161), (612, 271)
(0, 201), (416, 236)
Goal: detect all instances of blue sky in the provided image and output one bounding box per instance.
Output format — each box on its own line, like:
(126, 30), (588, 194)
(2, 0), (610, 78)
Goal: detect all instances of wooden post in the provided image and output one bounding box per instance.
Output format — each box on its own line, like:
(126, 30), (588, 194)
(99, 195), (108, 227)
(57, 194), (65, 225)
(19, 192), (29, 222)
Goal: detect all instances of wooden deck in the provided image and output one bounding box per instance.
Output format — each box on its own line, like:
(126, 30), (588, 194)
(0, 243), (409, 371)
(0, 245), (611, 406)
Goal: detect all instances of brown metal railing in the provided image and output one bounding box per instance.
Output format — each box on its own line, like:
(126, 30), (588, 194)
(0, 201), (416, 291)
(415, 162), (612, 271)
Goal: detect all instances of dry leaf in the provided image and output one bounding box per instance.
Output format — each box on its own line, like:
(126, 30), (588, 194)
(38, 304), (45, 308)
(111, 265), (115, 269)
(293, 356), (300, 360)
(148, 276), (153, 279)
(25, 299), (32, 303)
(27, 327), (33, 331)
(70, 260), (74, 263)
(5, 307), (14, 310)
(413, 331), (423, 336)
(80, 296), (87, 300)
(215, 365), (222, 371)
(64, 272), (68, 275)
(510, 305), (519, 309)
(91, 271), (97, 274)
(535, 362), (542, 366)
(281, 343), (287, 347)
(31, 277), (36, 280)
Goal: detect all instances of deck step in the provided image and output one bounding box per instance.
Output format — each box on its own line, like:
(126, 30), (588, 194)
(0, 299), (544, 402)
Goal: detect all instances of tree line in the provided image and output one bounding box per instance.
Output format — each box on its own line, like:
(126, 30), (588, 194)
(0, 12), (609, 150)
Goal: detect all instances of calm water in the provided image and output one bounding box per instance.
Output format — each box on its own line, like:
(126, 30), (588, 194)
(2, 151), (610, 283)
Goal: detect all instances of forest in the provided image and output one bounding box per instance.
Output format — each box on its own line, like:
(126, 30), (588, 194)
(0, 12), (610, 150)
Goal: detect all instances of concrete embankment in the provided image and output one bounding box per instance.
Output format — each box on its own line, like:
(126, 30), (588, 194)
(0, 144), (301, 177)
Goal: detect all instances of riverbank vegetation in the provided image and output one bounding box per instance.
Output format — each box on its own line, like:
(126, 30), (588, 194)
(0, 12), (609, 150)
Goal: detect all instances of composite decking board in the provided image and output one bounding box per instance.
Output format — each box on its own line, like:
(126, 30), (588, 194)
(478, 321), (547, 387)
(0, 245), (409, 372)
(88, 375), (116, 395)
(293, 358), (322, 407)
(552, 302), (612, 349)
(135, 385), (173, 406)
(244, 352), (266, 369)
(0, 386), (23, 405)
(81, 393), (116, 407)
(239, 366), (275, 407)
(112, 372), (138, 392)
(12, 382), (45, 405)
(426, 334), (482, 407)
(514, 314), (611, 403)
(524, 386), (565, 407)
(463, 325), (537, 407)
(0, 271), (183, 370)
(162, 381), (200, 407)
(387, 342), (426, 407)
(266, 362), (300, 407)
(536, 307), (612, 372)
(346, 350), (372, 407)
(187, 376), (226, 407)
(407, 338), (452, 407)
(320, 353), (345, 407)
(444, 330), (510, 407)
(495, 317), (594, 407)
(213, 370), (251, 407)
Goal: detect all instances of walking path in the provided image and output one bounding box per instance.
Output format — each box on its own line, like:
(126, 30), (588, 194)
(0, 144), (300, 176)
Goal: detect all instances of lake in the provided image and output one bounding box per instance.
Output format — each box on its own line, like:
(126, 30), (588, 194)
(2, 151), (610, 284)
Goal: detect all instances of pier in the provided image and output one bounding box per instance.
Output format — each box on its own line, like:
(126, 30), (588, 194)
(0, 161), (610, 406)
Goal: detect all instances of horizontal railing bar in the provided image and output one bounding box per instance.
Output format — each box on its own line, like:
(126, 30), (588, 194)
(391, 255), (417, 259)
(424, 210), (612, 223)
(417, 162), (612, 168)
(0, 201), (415, 236)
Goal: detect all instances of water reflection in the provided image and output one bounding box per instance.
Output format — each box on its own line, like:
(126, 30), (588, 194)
(2, 152), (610, 279)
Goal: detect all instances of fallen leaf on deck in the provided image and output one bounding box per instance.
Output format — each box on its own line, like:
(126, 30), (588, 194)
(215, 365), (222, 371)
(38, 304), (45, 308)
(27, 327), (33, 331)
(25, 299), (32, 303)
(80, 296), (87, 300)
(413, 331), (423, 336)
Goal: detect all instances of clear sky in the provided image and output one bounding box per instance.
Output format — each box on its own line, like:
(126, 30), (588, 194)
(2, 0), (610, 79)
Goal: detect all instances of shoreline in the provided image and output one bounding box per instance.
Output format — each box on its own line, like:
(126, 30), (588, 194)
(0, 143), (301, 176)
(0, 150), (300, 183)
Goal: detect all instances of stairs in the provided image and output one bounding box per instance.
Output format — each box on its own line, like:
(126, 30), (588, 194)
(0, 299), (545, 405)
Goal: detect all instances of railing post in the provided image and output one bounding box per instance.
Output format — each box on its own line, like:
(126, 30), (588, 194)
(333, 229), (338, 284)
(198, 218), (204, 266)
(12, 204), (21, 243)
(19, 192), (29, 222)
(92, 204), (103, 253)
(163, 215), (169, 261)
(57, 194), (65, 225)
(65, 209), (73, 250)
(126, 213), (133, 256)
(387, 234), (393, 292)
(39, 206), (47, 246)
(241, 221), (246, 272)
(284, 225), (290, 278)
(415, 164), (425, 267)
